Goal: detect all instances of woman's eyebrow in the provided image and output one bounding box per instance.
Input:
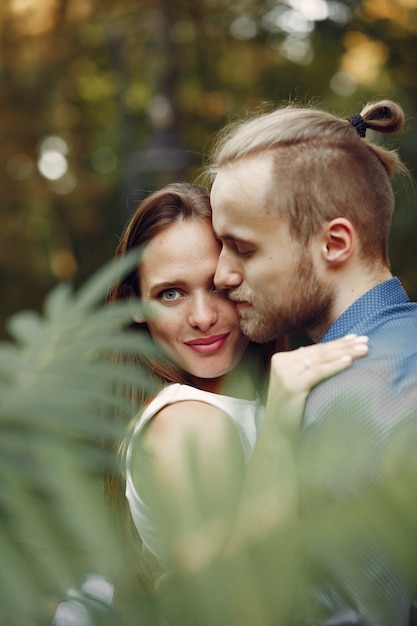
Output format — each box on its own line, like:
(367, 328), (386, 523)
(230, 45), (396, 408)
(148, 279), (186, 293)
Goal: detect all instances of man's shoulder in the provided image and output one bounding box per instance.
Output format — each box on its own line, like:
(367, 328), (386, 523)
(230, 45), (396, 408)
(365, 306), (417, 356)
(354, 298), (417, 337)
(324, 278), (417, 342)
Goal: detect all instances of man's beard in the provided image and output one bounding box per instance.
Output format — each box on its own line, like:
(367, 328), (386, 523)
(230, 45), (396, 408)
(230, 250), (333, 343)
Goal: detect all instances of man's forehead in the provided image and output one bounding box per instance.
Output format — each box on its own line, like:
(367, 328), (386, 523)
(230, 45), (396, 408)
(211, 183), (278, 240)
(211, 201), (277, 244)
(211, 154), (273, 203)
(210, 192), (240, 236)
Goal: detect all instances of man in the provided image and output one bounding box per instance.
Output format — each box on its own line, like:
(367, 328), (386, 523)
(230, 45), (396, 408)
(208, 100), (417, 625)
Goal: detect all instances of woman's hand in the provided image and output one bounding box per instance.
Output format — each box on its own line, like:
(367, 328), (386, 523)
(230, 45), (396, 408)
(266, 334), (369, 436)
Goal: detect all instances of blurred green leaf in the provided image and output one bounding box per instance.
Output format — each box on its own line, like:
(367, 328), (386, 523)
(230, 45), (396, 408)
(0, 255), (159, 624)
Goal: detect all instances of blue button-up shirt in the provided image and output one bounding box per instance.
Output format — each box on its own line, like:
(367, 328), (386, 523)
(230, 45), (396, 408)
(298, 278), (417, 626)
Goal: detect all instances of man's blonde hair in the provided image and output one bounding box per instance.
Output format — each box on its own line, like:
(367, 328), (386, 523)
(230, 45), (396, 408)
(208, 100), (407, 264)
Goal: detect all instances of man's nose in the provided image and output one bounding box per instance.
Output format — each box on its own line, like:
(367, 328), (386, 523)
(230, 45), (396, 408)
(214, 248), (243, 290)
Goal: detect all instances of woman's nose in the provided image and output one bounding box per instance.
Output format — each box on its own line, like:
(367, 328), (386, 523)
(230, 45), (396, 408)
(188, 293), (218, 331)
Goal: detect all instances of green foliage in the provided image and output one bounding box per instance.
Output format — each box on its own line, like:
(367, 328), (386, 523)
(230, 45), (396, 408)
(0, 251), (159, 624)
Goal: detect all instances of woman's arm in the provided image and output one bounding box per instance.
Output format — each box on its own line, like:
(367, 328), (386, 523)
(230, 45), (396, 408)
(129, 399), (246, 570)
(230, 334), (369, 543)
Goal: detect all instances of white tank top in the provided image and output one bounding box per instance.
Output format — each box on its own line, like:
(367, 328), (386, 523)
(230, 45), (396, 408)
(125, 383), (265, 565)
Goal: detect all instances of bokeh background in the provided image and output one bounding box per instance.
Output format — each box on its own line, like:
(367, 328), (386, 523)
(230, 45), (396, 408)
(2, 0), (417, 338)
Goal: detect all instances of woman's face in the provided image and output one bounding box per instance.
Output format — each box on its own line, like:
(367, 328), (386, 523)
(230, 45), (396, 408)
(138, 219), (249, 391)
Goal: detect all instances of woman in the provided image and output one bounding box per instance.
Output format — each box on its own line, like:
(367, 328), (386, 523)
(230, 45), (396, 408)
(107, 182), (369, 574)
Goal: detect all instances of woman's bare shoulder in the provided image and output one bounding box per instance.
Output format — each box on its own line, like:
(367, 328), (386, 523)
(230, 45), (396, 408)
(145, 399), (232, 446)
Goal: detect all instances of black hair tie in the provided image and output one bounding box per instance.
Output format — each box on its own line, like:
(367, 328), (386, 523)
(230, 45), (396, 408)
(347, 113), (367, 137)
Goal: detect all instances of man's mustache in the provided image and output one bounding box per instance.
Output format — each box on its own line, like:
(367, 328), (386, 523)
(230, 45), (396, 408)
(227, 287), (253, 303)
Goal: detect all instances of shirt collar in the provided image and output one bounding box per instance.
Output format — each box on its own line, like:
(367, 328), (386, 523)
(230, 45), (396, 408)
(321, 277), (409, 343)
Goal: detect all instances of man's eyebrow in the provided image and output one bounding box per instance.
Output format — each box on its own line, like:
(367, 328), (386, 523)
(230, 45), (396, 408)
(220, 233), (253, 245)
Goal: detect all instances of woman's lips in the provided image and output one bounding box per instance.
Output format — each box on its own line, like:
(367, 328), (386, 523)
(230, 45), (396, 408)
(185, 333), (229, 354)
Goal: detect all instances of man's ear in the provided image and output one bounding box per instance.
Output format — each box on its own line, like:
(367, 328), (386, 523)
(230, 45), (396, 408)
(320, 218), (355, 266)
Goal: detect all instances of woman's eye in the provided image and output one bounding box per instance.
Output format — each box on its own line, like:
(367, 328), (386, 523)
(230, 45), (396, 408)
(159, 288), (181, 301)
